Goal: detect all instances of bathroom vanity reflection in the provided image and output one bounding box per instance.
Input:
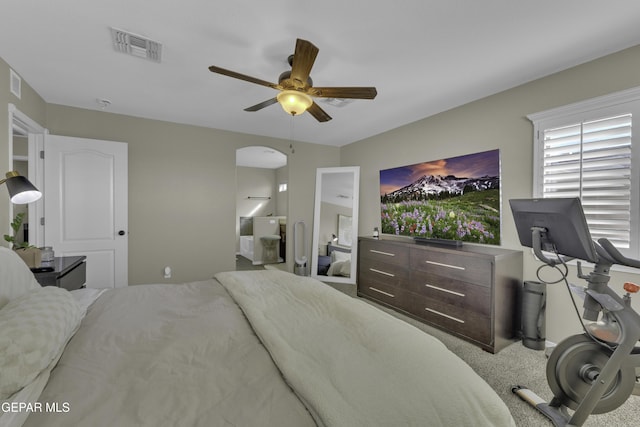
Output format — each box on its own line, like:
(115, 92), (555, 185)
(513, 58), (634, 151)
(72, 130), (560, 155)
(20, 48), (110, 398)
(311, 167), (360, 284)
(239, 216), (286, 265)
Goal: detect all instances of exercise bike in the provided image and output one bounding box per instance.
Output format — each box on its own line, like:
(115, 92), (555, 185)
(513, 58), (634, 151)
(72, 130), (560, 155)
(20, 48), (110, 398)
(509, 198), (640, 427)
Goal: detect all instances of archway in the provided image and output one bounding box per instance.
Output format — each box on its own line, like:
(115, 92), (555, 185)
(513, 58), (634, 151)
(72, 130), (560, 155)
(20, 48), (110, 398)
(235, 146), (288, 270)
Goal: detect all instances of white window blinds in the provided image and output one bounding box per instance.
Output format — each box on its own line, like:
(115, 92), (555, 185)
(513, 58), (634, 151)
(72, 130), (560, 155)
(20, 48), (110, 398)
(541, 114), (632, 248)
(529, 86), (640, 258)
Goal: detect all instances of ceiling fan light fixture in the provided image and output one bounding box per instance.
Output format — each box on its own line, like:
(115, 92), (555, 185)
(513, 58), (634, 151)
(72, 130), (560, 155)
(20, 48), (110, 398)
(277, 90), (313, 116)
(208, 38), (375, 122)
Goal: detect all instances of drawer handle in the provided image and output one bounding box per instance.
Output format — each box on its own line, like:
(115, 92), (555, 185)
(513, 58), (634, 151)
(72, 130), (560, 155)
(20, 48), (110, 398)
(369, 268), (395, 277)
(369, 249), (396, 257)
(425, 260), (465, 271)
(425, 308), (465, 324)
(425, 284), (465, 297)
(369, 287), (395, 298)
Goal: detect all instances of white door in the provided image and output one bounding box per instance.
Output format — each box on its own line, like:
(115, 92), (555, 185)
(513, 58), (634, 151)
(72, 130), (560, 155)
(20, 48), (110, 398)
(44, 135), (128, 288)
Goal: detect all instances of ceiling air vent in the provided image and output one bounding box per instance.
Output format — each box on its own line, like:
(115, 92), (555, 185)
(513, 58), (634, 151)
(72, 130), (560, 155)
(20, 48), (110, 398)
(110, 27), (162, 63)
(321, 98), (354, 108)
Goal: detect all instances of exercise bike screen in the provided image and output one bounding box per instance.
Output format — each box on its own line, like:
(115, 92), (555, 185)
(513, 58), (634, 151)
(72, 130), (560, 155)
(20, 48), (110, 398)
(510, 198), (598, 263)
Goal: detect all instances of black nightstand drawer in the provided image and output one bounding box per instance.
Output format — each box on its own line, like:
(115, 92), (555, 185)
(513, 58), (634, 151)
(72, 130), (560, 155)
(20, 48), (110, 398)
(33, 256), (87, 291)
(57, 260), (86, 291)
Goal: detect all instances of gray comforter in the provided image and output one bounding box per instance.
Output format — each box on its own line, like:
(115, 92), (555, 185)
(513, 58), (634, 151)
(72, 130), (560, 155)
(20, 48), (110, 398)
(23, 279), (315, 427)
(24, 271), (515, 426)
(216, 270), (516, 427)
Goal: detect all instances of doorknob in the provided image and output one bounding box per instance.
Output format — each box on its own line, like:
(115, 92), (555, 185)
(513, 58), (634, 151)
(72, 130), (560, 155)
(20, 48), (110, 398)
(118, 230), (126, 236)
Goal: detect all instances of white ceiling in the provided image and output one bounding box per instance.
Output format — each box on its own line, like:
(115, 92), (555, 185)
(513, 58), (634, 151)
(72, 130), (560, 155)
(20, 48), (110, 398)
(2, 1), (640, 148)
(321, 172), (354, 208)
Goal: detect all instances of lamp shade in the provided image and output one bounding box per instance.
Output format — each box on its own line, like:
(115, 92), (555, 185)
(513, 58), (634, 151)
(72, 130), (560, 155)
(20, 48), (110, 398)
(2, 171), (42, 204)
(276, 90), (313, 116)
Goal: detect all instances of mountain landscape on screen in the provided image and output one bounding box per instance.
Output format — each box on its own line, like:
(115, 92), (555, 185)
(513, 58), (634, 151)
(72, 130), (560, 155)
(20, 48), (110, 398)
(379, 149), (501, 245)
(382, 174), (499, 200)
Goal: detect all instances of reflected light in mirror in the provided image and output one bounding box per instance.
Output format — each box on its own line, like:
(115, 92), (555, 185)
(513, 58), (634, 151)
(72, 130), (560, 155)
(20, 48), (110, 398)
(248, 202), (265, 217)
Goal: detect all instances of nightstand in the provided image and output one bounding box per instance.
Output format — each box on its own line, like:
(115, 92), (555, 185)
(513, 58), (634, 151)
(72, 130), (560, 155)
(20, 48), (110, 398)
(32, 256), (87, 291)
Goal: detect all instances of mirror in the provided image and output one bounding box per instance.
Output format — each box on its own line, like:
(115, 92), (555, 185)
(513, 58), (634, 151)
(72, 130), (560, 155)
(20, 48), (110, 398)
(311, 166), (359, 284)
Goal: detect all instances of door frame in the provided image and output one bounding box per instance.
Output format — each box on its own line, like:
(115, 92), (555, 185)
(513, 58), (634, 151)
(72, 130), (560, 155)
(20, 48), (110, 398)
(8, 104), (47, 247)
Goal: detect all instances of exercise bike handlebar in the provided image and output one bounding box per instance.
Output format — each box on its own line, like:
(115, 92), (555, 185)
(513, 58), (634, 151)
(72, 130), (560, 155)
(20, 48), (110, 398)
(597, 238), (640, 270)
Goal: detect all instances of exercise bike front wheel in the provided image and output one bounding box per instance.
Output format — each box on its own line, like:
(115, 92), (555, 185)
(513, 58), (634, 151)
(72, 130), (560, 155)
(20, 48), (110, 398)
(547, 334), (636, 414)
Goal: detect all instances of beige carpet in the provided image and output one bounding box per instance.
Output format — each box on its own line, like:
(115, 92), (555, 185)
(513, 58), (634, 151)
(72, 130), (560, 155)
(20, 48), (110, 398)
(325, 281), (639, 427)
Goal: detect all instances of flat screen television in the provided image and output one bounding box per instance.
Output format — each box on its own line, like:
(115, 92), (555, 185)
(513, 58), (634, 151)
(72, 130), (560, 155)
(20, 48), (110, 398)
(509, 197), (598, 263)
(379, 149), (501, 245)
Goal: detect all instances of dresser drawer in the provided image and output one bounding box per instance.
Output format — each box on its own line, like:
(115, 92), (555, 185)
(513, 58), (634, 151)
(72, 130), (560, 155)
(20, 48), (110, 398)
(411, 296), (491, 344)
(359, 258), (409, 288)
(410, 248), (492, 287)
(360, 240), (410, 266)
(359, 280), (413, 309)
(408, 270), (491, 317)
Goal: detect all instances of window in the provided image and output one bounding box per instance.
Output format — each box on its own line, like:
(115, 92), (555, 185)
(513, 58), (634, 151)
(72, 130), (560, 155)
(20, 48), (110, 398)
(528, 87), (640, 258)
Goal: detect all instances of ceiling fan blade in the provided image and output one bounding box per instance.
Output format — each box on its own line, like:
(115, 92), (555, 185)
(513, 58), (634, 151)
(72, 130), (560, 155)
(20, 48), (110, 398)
(208, 65), (280, 89)
(307, 102), (332, 122)
(309, 87), (377, 99)
(290, 39), (319, 87)
(244, 98), (278, 112)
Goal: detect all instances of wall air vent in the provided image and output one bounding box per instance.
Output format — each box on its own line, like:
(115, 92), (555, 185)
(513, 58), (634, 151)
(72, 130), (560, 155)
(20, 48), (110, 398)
(9, 69), (21, 99)
(110, 27), (162, 63)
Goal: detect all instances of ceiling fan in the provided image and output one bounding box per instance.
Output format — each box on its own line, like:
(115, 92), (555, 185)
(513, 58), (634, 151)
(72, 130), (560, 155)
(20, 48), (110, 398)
(208, 38), (377, 122)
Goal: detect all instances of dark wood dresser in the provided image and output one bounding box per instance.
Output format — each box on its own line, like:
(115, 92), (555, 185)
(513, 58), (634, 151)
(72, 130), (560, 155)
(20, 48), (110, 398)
(357, 237), (522, 353)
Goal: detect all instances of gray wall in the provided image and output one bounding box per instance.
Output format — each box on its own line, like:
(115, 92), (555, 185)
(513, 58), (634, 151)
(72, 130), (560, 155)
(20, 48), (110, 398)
(340, 44), (640, 343)
(43, 104), (339, 284)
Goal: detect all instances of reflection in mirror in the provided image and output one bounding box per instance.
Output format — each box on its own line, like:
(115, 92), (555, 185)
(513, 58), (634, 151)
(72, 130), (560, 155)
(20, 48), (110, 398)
(235, 146), (288, 271)
(311, 167), (360, 284)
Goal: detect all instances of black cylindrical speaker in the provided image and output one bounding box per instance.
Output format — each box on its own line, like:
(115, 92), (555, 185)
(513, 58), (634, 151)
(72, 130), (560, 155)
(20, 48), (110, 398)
(522, 281), (546, 350)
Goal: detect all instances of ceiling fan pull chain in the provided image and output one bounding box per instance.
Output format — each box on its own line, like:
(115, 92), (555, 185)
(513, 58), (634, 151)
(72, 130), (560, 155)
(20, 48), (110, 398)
(289, 117), (295, 154)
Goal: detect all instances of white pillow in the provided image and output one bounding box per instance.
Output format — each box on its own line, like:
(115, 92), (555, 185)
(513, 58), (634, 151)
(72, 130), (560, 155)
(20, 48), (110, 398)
(0, 246), (41, 309)
(0, 286), (84, 400)
(330, 249), (351, 263)
(326, 259), (352, 277)
(339, 259), (352, 277)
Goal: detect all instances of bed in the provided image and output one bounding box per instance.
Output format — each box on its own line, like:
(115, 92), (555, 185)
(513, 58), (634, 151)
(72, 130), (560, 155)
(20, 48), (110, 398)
(316, 243), (352, 277)
(0, 246), (516, 427)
